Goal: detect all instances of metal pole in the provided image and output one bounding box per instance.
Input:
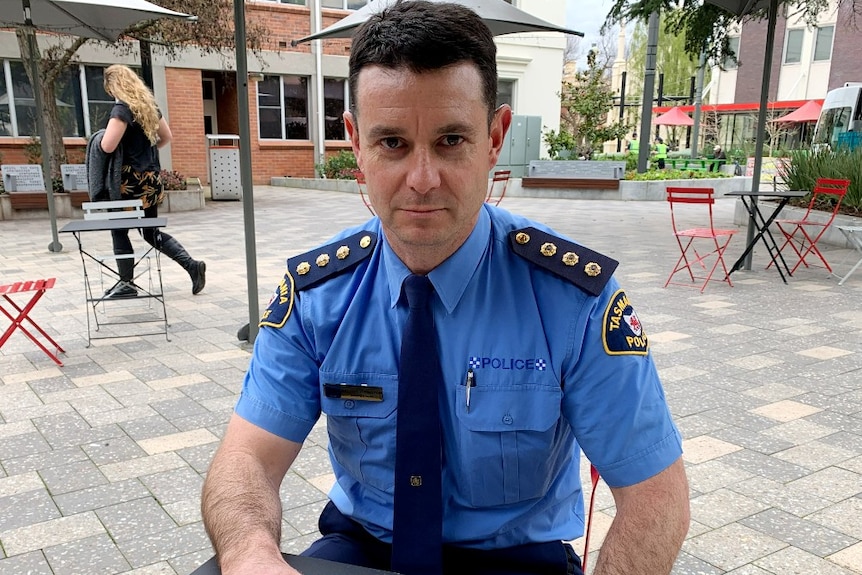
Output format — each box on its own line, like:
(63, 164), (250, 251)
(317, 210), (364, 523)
(140, 39), (154, 90)
(311, 0), (326, 169)
(655, 72), (664, 140)
(691, 52), (706, 158)
(743, 0), (779, 270)
(234, 0), (260, 342)
(23, 19), (62, 252)
(637, 11), (659, 173)
(617, 71), (627, 153)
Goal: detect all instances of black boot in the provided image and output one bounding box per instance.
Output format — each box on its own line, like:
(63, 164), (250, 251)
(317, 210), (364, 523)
(105, 257), (138, 298)
(159, 236), (206, 295)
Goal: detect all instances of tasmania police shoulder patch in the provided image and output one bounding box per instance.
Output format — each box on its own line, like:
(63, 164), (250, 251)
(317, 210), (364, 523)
(259, 231), (378, 328)
(602, 289), (649, 355)
(508, 227), (618, 296)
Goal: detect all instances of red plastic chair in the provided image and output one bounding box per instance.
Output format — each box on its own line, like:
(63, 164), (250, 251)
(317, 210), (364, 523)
(664, 187), (738, 292)
(486, 170), (511, 206)
(355, 171), (375, 216)
(772, 177), (850, 274)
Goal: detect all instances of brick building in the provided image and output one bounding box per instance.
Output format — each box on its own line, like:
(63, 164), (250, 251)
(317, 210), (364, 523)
(0, 0), (568, 185)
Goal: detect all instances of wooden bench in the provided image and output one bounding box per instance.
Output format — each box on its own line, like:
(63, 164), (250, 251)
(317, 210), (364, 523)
(521, 177), (620, 190)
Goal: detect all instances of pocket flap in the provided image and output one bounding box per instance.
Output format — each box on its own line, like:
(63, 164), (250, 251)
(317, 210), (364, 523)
(456, 384), (561, 432)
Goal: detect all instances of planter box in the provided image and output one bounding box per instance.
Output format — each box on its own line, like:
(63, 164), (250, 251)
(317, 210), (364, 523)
(733, 200), (862, 248)
(0, 189), (206, 221)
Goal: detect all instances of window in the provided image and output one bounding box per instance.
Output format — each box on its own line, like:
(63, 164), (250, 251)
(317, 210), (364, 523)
(813, 26), (834, 61)
(258, 0), (306, 5)
(324, 78), (348, 140)
(497, 79), (515, 110)
(0, 61), (137, 139)
(322, 0), (367, 8)
(723, 36), (740, 70)
(783, 29), (804, 64)
(257, 74), (311, 140)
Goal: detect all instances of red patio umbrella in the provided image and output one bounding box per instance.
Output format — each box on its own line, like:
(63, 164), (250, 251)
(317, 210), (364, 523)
(654, 107), (695, 126)
(773, 100), (822, 123)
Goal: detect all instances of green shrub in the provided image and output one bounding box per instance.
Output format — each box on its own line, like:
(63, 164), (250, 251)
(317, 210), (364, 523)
(587, 152), (638, 172)
(779, 148), (862, 214)
(542, 129), (576, 160)
(316, 150), (359, 179)
(625, 169), (730, 181)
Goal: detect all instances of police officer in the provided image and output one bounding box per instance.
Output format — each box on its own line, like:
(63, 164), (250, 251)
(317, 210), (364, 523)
(201, 3), (689, 575)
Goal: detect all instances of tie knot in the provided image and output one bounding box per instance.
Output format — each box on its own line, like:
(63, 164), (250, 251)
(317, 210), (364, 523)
(404, 274), (433, 309)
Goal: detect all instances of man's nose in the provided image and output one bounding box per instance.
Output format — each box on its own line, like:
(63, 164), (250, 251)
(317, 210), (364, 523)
(406, 148), (441, 194)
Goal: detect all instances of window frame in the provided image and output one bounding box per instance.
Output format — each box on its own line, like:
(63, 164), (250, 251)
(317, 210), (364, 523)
(257, 74), (313, 141)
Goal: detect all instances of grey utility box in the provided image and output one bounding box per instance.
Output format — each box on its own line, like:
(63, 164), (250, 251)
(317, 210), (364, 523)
(495, 115), (542, 178)
(206, 135), (241, 201)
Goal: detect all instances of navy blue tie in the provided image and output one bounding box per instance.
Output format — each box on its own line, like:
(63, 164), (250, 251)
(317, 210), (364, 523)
(391, 274), (443, 575)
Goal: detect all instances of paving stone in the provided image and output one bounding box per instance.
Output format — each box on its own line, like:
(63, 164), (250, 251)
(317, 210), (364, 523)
(754, 545), (859, 574)
(53, 479), (151, 515)
(0, 512), (105, 556)
(730, 476), (834, 518)
(684, 523), (788, 572)
(116, 523), (211, 569)
(44, 533), (132, 575)
(719, 450), (810, 482)
(741, 508), (857, 557)
(690, 489), (771, 529)
(0, 550), (53, 574)
(139, 467), (204, 506)
(828, 541), (862, 573)
(96, 497), (178, 542)
(0, 471), (43, 498)
(787, 467), (862, 503)
(2, 446), (90, 476)
(83, 435), (149, 465)
(0, 432), (52, 460)
(119, 415), (181, 442)
(38, 459), (108, 495)
(808, 498), (862, 539)
(0, 489), (60, 532)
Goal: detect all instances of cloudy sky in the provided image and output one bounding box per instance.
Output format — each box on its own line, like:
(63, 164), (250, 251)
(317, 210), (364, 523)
(565, 0), (616, 68)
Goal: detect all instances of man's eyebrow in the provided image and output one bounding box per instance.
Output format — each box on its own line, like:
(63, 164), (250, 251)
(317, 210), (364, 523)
(367, 126), (402, 140)
(438, 122), (475, 135)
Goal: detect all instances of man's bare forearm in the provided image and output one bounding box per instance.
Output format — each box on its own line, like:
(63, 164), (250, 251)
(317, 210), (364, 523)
(593, 459), (690, 575)
(202, 448), (285, 569)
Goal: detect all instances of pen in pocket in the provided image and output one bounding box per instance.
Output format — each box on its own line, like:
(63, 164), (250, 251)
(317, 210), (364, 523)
(465, 369), (476, 413)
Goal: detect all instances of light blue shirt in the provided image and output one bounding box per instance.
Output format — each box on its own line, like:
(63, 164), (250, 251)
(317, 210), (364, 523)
(237, 204), (682, 549)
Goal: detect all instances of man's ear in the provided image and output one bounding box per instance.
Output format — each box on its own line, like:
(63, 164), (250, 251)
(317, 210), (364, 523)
(488, 104), (512, 170)
(344, 111), (362, 169)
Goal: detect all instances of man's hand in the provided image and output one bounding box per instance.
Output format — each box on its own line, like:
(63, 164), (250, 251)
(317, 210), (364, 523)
(592, 458), (690, 575)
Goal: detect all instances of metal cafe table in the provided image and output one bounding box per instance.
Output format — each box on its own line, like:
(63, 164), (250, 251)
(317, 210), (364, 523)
(726, 189), (808, 284)
(59, 216), (169, 345)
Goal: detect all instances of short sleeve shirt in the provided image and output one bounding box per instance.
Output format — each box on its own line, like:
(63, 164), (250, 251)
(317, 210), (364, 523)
(236, 205), (682, 549)
(110, 101), (160, 173)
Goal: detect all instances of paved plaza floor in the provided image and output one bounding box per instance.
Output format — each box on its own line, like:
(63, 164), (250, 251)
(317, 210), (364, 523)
(1, 187), (861, 575)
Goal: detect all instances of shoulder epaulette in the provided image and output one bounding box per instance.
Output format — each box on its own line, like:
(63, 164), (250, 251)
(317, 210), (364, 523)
(509, 227), (618, 296)
(287, 231), (378, 292)
(260, 231), (378, 328)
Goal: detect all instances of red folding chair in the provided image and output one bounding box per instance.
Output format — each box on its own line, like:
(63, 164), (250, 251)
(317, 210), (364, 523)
(486, 170), (511, 206)
(772, 177), (850, 274)
(355, 171), (376, 216)
(0, 278), (65, 366)
(664, 187), (738, 293)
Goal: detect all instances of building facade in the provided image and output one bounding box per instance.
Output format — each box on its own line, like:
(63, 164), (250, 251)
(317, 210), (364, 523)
(0, 0), (567, 185)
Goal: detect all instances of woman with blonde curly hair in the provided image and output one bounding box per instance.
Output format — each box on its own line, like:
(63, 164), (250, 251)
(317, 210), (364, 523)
(100, 64), (205, 297)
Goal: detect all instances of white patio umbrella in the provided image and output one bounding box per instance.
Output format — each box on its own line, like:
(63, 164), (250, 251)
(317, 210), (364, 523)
(0, 0), (195, 252)
(292, 0), (583, 45)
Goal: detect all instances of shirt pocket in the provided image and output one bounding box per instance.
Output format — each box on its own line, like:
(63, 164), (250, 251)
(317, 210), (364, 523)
(455, 381), (563, 507)
(320, 372), (398, 492)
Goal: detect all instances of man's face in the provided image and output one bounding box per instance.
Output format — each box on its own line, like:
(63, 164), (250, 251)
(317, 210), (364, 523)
(345, 63), (511, 270)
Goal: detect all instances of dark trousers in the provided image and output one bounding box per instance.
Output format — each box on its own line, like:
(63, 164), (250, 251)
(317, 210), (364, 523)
(110, 203), (168, 257)
(302, 502), (584, 575)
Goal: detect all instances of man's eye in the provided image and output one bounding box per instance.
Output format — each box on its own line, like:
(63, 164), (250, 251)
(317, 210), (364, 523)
(442, 135), (463, 146)
(382, 137), (401, 149)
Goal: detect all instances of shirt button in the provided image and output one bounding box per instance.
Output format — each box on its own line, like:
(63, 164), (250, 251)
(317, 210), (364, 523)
(344, 400), (355, 409)
(502, 415), (513, 425)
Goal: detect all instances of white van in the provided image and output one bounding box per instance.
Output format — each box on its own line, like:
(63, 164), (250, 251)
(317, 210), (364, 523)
(812, 82), (862, 150)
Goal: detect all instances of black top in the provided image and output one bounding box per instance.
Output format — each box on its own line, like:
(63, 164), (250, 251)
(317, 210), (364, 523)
(110, 101), (161, 173)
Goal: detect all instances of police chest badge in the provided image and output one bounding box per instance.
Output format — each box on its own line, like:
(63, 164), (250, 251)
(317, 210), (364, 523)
(259, 272), (295, 328)
(602, 289), (648, 355)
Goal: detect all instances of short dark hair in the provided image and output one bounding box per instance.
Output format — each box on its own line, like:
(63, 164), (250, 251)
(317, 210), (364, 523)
(348, 0), (498, 125)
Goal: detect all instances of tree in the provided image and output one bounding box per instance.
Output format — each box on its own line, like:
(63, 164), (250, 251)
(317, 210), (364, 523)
(545, 48), (630, 159)
(16, 0), (269, 177)
(604, 0), (831, 63)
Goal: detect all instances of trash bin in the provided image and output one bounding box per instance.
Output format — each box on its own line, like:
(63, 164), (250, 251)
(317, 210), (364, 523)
(206, 135), (241, 201)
